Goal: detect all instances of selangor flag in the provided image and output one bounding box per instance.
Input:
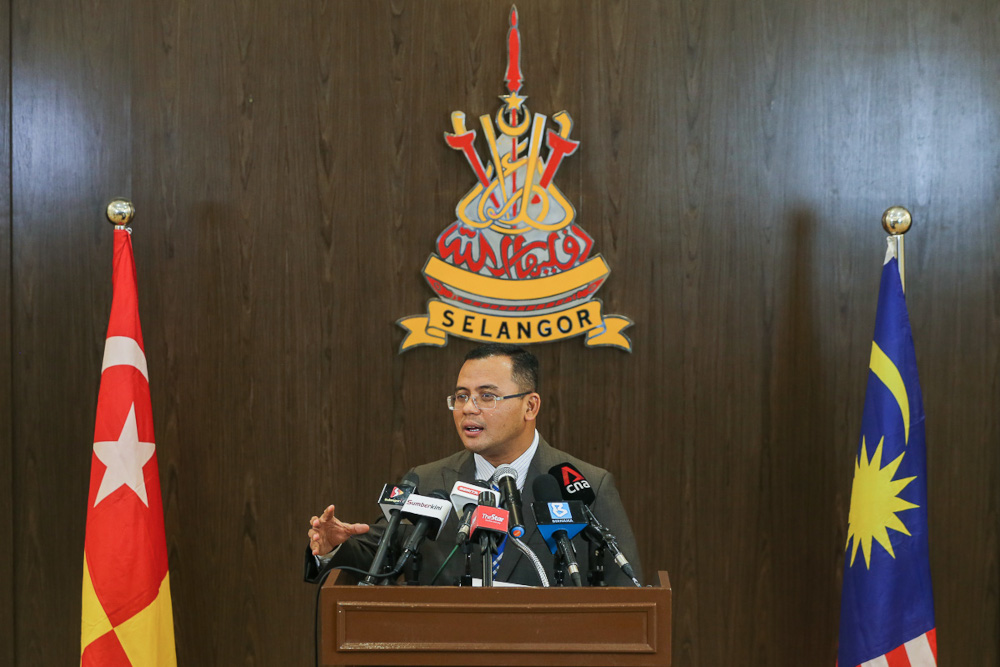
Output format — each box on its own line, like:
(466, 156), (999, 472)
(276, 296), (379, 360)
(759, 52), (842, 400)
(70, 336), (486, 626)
(838, 240), (936, 667)
(81, 228), (177, 666)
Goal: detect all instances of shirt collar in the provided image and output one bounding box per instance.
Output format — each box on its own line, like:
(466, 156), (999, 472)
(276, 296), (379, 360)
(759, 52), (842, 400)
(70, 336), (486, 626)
(473, 430), (539, 491)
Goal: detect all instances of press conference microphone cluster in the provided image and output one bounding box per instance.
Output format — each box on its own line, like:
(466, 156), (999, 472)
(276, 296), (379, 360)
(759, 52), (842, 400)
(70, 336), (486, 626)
(548, 462), (642, 587)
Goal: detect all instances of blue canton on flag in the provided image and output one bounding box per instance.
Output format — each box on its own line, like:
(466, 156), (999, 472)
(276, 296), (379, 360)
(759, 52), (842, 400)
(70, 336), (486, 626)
(838, 241), (937, 667)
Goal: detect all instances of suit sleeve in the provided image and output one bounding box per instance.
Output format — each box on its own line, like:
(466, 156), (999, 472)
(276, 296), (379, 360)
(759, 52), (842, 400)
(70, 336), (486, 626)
(589, 471), (644, 586)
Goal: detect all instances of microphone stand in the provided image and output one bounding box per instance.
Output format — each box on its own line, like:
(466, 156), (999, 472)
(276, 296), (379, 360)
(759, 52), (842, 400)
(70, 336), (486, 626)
(586, 539), (606, 586)
(360, 522), (400, 586)
(553, 552), (566, 587)
(479, 532), (495, 587)
(460, 540), (474, 586)
(406, 551), (422, 585)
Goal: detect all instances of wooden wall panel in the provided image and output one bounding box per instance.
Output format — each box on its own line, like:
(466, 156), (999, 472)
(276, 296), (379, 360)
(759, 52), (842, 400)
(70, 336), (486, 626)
(0, 0), (11, 662)
(10, 0), (131, 663)
(6, 0), (999, 665)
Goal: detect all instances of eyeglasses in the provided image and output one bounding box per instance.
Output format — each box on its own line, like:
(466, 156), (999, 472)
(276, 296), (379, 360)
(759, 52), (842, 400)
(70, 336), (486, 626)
(446, 391), (530, 411)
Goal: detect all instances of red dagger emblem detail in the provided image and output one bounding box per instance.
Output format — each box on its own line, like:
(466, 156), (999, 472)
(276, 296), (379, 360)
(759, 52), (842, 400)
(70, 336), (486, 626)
(505, 6), (522, 95)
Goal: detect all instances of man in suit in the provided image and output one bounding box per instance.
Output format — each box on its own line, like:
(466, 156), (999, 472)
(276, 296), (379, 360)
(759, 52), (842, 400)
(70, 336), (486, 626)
(304, 343), (642, 587)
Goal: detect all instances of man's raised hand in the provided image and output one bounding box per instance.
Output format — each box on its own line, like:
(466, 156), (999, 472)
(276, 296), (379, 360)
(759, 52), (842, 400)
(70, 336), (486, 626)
(308, 505), (370, 556)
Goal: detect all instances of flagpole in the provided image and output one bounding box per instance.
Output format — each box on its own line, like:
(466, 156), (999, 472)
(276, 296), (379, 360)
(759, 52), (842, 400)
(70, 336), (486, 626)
(106, 198), (135, 230)
(881, 205), (912, 292)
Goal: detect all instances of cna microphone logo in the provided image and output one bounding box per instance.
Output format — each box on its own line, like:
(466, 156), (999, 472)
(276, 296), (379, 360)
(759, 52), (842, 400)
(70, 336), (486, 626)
(559, 466), (590, 493)
(551, 463), (595, 504)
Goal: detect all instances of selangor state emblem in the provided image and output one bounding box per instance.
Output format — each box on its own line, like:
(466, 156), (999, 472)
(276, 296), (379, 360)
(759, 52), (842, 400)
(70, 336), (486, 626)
(397, 8), (633, 352)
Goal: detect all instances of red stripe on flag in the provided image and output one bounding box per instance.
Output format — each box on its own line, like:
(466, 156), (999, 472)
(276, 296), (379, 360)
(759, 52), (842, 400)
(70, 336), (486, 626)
(81, 630), (131, 667)
(926, 629), (937, 660)
(105, 232), (145, 349)
(884, 643), (912, 667)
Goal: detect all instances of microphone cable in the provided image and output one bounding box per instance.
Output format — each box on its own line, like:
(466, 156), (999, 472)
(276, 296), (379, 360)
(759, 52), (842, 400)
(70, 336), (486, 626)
(428, 544), (461, 585)
(509, 535), (550, 586)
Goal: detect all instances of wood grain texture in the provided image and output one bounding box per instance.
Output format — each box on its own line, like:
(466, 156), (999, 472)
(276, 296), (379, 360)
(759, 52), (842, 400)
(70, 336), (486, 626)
(0, 0), (12, 662)
(10, 0), (132, 663)
(6, 0), (1000, 665)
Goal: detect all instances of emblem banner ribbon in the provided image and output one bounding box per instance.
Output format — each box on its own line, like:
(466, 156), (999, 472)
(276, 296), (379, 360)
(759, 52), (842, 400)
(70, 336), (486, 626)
(397, 299), (632, 351)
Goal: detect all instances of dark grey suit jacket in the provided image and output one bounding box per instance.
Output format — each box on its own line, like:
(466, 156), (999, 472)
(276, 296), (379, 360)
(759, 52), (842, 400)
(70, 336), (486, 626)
(304, 437), (642, 587)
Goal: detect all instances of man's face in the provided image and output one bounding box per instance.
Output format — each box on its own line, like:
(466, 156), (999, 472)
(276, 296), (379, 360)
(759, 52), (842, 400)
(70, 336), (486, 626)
(452, 355), (537, 465)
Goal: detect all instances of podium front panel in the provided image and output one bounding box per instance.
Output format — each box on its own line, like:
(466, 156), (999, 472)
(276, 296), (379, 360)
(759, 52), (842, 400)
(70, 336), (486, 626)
(320, 571), (672, 666)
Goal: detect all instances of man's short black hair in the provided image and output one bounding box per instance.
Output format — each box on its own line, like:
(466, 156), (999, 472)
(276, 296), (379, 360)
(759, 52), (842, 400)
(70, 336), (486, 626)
(464, 343), (539, 393)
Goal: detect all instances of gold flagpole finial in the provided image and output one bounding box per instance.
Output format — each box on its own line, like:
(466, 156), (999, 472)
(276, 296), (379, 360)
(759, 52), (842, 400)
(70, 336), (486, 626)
(881, 206), (911, 292)
(881, 206), (911, 235)
(106, 199), (135, 229)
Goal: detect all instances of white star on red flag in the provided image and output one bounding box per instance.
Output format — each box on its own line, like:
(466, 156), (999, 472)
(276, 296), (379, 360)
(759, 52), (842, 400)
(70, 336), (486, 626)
(93, 402), (156, 507)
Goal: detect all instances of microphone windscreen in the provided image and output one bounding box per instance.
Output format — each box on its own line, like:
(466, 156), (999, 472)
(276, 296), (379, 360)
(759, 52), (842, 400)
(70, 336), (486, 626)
(401, 471), (420, 491)
(532, 473), (563, 504)
(493, 464), (518, 484)
(548, 462), (596, 505)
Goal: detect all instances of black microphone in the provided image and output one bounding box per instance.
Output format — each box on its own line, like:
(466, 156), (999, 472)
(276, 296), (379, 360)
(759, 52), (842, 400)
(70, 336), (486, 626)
(548, 462), (641, 587)
(475, 490), (502, 587)
(359, 471), (419, 586)
(531, 475), (584, 586)
(393, 489), (451, 574)
(548, 462), (596, 504)
(492, 465), (526, 538)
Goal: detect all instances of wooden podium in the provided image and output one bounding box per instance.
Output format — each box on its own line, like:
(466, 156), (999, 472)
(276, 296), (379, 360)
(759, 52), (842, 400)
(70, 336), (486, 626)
(319, 571), (671, 666)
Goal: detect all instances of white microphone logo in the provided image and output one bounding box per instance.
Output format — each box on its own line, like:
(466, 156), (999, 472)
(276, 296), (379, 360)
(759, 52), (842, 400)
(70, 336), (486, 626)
(549, 502), (570, 519)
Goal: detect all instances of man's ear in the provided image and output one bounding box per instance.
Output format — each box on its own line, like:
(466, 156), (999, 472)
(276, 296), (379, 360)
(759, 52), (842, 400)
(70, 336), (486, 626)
(524, 393), (541, 422)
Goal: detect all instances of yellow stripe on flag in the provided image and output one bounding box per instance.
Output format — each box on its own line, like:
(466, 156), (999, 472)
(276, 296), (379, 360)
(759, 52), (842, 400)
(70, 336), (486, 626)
(81, 555), (114, 652)
(869, 341), (911, 444)
(115, 573), (177, 667)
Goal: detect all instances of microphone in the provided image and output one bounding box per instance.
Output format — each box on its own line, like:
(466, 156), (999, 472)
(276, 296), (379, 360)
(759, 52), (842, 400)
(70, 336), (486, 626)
(548, 462), (595, 504)
(451, 480), (498, 545)
(472, 490), (507, 587)
(468, 503), (510, 539)
(548, 462), (641, 587)
(581, 504), (641, 586)
(492, 465), (525, 538)
(360, 471), (419, 585)
(393, 489), (451, 573)
(531, 475), (586, 586)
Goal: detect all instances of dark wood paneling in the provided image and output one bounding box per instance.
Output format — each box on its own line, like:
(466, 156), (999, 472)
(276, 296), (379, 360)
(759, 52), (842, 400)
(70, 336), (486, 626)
(0, 0), (12, 662)
(10, 0), (131, 663)
(7, 0), (1000, 665)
